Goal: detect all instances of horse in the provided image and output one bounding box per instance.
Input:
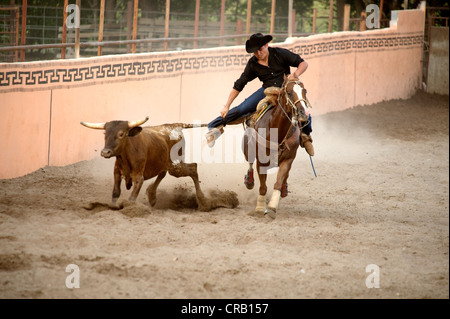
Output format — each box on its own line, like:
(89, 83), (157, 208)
(242, 74), (311, 219)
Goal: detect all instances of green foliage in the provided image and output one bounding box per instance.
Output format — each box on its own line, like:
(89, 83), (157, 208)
(3, 0), (448, 58)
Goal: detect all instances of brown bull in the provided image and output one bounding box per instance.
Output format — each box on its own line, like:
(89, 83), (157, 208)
(80, 117), (210, 210)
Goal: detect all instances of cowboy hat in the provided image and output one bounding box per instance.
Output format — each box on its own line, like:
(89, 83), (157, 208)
(245, 33), (273, 53)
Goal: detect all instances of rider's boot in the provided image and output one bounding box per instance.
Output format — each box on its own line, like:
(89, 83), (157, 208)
(300, 133), (314, 156)
(205, 126), (224, 148)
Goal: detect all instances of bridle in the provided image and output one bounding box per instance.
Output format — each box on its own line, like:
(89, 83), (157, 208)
(248, 79), (312, 156)
(271, 79), (311, 153)
(278, 80), (311, 128)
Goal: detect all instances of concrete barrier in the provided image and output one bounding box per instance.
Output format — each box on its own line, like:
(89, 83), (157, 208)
(0, 6), (426, 179)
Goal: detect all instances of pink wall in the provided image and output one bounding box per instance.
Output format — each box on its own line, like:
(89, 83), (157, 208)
(0, 6), (425, 179)
(0, 90), (51, 178)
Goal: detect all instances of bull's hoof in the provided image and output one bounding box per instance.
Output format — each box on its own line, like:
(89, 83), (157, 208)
(148, 194), (157, 207)
(83, 201), (123, 211)
(126, 180), (132, 190)
(149, 198), (157, 207)
(146, 188), (157, 207)
(198, 202), (212, 212)
(244, 169), (255, 190)
(264, 207), (276, 220)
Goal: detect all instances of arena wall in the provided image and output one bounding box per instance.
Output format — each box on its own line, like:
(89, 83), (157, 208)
(0, 6), (425, 179)
(427, 27), (449, 95)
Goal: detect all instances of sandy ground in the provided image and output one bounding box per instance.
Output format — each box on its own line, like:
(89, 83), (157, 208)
(0, 90), (448, 299)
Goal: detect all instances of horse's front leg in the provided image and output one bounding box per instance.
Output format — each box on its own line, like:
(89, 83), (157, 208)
(265, 159), (294, 219)
(244, 162), (255, 189)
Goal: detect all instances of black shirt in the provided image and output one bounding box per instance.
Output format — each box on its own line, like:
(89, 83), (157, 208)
(233, 46), (304, 92)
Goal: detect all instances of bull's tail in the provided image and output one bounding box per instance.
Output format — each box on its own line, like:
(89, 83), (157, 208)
(171, 123), (209, 129)
(143, 123), (209, 132)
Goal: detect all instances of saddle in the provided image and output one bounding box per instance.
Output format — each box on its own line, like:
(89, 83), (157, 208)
(228, 86), (281, 128)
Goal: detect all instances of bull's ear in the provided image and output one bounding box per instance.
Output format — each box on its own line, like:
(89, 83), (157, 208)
(128, 126), (143, 137)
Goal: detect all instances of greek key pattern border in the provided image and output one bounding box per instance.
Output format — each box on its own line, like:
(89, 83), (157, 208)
(0, 33), (423, 92)
(289, 34), (422, 56)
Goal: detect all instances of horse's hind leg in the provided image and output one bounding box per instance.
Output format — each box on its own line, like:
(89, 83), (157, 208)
(243, 128), (256, 190)
(168, 162), (211, 211)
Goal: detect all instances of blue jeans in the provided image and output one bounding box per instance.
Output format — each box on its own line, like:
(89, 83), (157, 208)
(207, 86), (312, 135)
(302, 114), (312, 135)
(208, 87), (266, 129)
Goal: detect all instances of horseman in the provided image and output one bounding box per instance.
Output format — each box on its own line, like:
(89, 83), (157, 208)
(205, 33), (314, 156)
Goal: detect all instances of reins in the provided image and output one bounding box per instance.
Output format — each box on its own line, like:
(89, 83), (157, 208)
(246, 80), (310, 155)
(275, 80), (310, 149)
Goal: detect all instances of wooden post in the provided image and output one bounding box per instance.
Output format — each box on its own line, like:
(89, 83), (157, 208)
(194, 0), (200, 49)
(20, 0), (27, 62)
(9, 0), (14, 60)
(292, 9), (296, 35)
(61, 0), (68, 59)
(98, 0), (105, 56)
(246, 0), (251, 34)
(360, 10), (367, 31)
(164, 0), (170, 51)
(288, 0), (293, 38)
(9, 7), (13, 46)
(126, 1), (132, 52)
(379, 0), (384, 23)
(312, 8), (316, 34)
(220, 0), (225, 46)
(270, 0), (276, 35)
(343, 4), (350, 31)
(74, 0), (81, 58)
(132, 0), (139, 53)
(328, 0), (333, 33)
(15, 7), (20, 61)
(236, 19), (243, 45)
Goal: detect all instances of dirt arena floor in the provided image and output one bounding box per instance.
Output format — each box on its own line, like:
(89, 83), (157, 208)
(0, 90), (448, 299)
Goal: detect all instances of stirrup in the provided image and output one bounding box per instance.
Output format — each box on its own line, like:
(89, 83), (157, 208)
(205, 126), (224, 148)
(300, 133), (314, 156)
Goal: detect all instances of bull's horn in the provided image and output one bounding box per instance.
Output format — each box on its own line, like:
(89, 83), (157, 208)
(80, 121), (106, 129)
(128, 116), (149, 128)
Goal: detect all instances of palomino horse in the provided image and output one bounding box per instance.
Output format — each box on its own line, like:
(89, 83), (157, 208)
(242, 75), (311, 219)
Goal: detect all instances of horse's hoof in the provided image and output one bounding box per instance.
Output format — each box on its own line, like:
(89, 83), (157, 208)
(248, 208), (265, 218)
(244, 170), (255, 189)
(245, 182), (254, 190)
(264, 207), (276, 220)
(248, 211), (264, 218)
